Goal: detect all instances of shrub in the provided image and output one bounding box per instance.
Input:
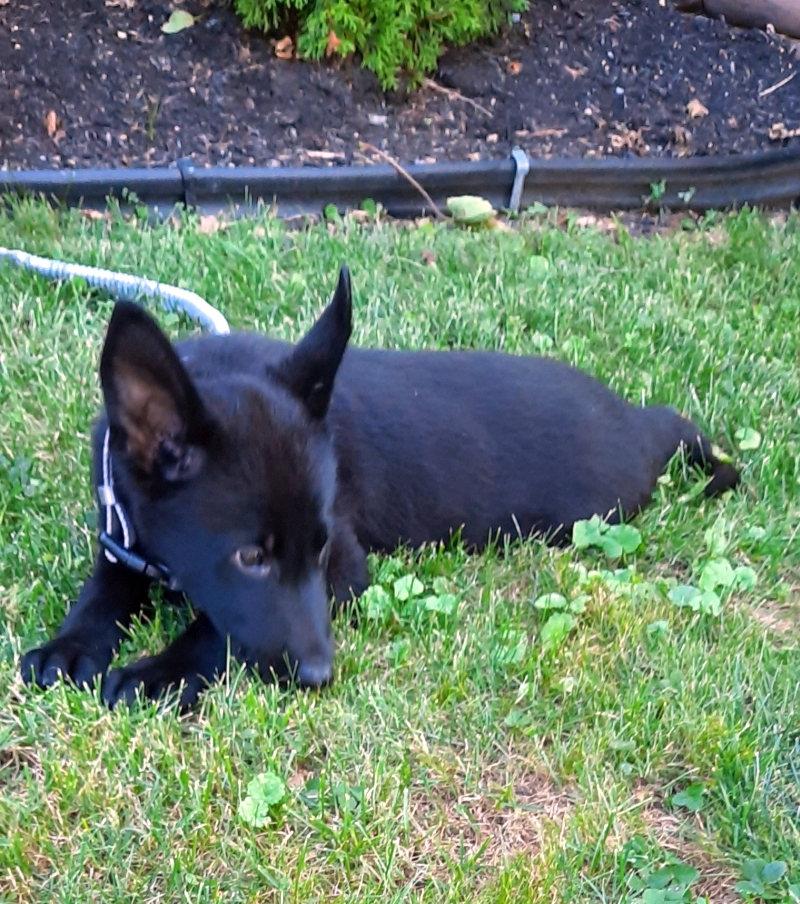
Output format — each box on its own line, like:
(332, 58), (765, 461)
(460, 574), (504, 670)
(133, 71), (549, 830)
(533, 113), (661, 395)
(233, 0), (528, 90)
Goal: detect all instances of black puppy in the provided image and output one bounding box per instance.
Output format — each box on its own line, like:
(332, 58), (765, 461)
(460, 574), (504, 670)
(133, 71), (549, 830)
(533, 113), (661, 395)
(21, 266), (739, 707)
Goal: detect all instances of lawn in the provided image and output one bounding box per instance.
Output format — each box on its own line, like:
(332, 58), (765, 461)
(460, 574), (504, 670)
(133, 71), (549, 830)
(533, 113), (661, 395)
(0, 201), (798, 903)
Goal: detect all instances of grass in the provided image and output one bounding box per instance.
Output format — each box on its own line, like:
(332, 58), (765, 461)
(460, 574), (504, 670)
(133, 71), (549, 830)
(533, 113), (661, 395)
(0, 200), (798, 903)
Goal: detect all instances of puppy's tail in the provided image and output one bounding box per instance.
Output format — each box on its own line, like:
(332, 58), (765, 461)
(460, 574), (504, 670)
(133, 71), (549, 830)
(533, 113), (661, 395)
(679, 421), (740, 498)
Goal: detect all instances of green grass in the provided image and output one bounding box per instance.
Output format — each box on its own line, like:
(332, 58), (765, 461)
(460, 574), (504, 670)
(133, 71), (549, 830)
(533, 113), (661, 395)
(0, 201), (798, 903)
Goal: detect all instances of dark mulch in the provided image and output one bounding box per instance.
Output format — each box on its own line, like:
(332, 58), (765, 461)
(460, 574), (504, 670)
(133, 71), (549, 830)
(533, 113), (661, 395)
(2, 0), (800, 172)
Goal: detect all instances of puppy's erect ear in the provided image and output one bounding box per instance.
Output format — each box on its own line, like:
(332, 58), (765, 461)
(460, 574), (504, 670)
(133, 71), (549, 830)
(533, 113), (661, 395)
(100, 301), (209, 479)
(275, 265), (352, 420)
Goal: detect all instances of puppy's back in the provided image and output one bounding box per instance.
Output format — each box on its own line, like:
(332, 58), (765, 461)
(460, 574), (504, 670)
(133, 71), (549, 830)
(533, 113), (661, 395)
(329, 349), (693, 548)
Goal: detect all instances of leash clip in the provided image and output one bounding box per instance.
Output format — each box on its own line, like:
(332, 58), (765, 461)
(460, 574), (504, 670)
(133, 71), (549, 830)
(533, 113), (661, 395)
(97, 429), (181, 592)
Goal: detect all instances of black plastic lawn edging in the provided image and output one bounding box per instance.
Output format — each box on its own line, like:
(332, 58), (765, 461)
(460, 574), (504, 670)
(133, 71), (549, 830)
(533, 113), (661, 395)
(2, 147), (800, 219)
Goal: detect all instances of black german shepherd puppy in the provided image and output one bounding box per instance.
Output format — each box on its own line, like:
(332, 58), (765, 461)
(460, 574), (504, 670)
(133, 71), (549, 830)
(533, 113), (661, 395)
(21, 266), (739, 708)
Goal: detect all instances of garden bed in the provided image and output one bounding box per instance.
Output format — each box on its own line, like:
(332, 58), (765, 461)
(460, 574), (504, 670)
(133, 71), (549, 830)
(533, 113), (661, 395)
(2, 0), (800, 172)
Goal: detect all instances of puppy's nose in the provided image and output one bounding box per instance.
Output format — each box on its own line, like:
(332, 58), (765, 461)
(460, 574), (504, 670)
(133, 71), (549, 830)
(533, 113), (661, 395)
(296, 658), (333, 690)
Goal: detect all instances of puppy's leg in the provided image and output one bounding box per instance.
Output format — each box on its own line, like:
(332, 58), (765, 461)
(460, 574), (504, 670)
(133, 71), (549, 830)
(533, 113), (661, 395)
(327, 520), (369, 616)
(102, 612), (227, 710)
(647, 406), (740, 499)
(21, 555), (150, 691)
(682, 425), (740, 498)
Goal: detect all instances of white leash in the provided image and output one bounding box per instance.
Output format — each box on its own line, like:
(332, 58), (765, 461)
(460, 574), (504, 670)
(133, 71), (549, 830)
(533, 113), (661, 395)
(0, 246), (230, 335)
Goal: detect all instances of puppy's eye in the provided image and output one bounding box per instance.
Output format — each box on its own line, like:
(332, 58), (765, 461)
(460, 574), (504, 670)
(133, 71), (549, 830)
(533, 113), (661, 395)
(233, 545), (272, 577)
(239, 547), (265, 567)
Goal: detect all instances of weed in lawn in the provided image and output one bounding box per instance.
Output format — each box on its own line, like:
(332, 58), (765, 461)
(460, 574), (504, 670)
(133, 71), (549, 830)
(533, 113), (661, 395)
(0, 201), (798, 901)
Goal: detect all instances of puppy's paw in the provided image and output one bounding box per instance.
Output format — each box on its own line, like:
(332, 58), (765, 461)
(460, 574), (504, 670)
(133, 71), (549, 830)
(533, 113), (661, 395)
(20, 638), (108, 690)
(102, 658), (207, 711)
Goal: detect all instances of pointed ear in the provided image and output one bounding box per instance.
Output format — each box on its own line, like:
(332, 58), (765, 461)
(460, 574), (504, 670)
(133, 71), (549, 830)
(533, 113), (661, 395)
(275, 265), (352, 420)
(99, 301), (209, 479)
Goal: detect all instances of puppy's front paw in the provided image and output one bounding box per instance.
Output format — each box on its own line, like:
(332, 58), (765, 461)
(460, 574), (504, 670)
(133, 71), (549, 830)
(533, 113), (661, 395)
(102, 658), (207, 711)
(21, 638), (109, 690)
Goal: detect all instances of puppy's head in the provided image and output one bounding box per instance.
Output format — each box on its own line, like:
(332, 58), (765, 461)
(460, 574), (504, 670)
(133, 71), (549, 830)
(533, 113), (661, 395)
(99, 266), (353, 689)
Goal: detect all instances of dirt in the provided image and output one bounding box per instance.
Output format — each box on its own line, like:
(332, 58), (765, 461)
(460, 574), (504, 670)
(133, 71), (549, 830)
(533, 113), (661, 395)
(2, 0), (800, 172)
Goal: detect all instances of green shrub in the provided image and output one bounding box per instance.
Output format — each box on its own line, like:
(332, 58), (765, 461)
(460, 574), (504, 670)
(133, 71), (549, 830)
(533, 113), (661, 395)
(233, 0), (528, 90)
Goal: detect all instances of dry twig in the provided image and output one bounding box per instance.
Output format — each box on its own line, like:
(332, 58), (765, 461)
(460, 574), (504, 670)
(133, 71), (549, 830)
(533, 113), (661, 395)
(358, 142), (447, 220)
(759, 70), (797, 97)
(423, 78), (493, 118)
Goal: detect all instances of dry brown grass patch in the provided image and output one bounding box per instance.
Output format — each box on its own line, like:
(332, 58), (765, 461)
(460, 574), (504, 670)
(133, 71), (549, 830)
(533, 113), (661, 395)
(635, 784), (740, 904)
(401, 758), (575, 886)
(0, 744), (41, 781)
(750, 572), (800, 644)
(751, 597), (799, 642)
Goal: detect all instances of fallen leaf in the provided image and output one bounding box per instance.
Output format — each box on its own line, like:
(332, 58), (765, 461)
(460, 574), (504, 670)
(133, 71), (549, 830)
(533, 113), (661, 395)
(769, 122), (800, 140)
(672, 124), (692, 156)
(565, 64), (587, 79)
(161, 9), (195, 33)
(253, 226), (266, 238)
(447, 195), (496, 225)
(197, 215), (220, 235)
(532, 126), (568, 138)
(80, 209), (105, 221)
(44, 110), (58, 138)
(507, 60), (522, 75)
(686, 98), (709, 119)
(421, 249), (437, 266)
(305, 149), (345, 160)
(274, 36), (294, 60)
(609, 127), (648, 154)
(325, 30), (341, 57)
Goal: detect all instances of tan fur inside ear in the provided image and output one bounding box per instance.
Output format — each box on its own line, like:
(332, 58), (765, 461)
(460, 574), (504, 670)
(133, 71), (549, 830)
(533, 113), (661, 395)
(114, 362), (183, 470)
